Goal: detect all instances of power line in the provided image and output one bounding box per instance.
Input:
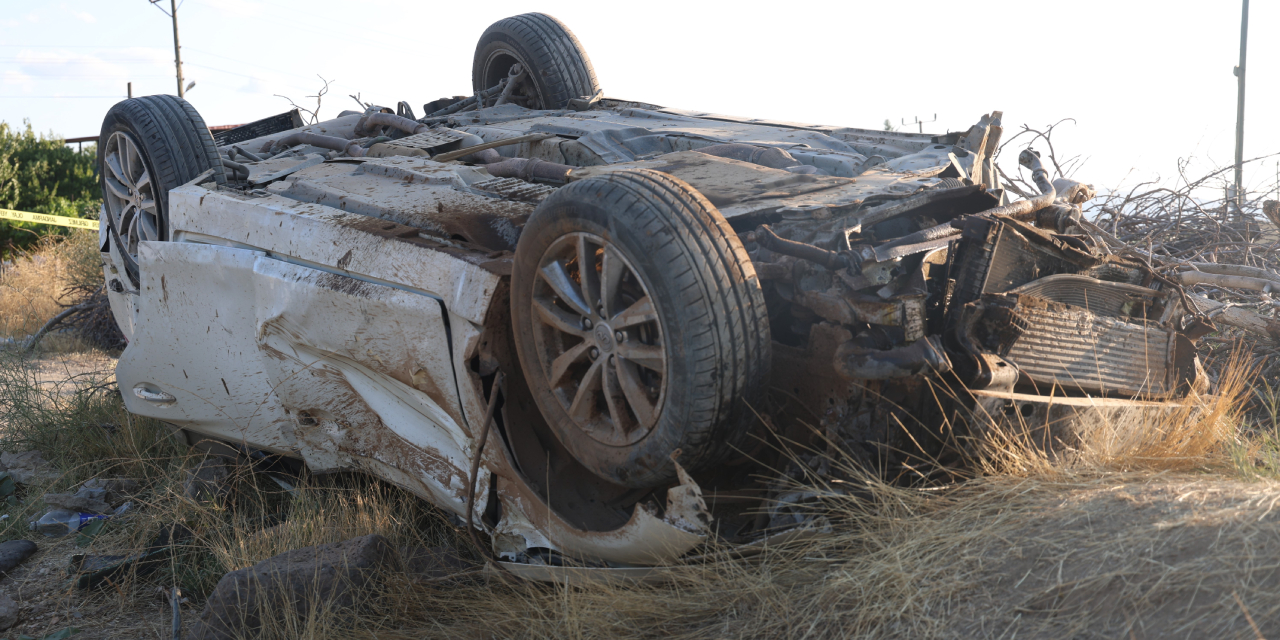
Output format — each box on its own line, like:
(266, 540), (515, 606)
(0, 74), (171, 78)
(0, 45), (161, 49)
(185, 47), (324, 83)
(0, 96), (124, 99)
(0, 57), (167, 62)
(250, 0), (414, 43)
(186, 0), (404, 50)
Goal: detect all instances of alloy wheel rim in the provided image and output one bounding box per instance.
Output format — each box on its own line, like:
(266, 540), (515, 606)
(102, 130), (160, 260)
(530, 232), (666, 446)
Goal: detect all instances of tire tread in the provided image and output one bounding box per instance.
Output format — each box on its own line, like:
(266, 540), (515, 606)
(513, 168), (771, 486)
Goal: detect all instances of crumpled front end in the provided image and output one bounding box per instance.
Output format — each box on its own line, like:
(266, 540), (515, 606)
(735, 120), (1207, 474)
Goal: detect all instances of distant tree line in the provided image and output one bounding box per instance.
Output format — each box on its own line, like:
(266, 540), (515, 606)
(0, 121), (99, 259)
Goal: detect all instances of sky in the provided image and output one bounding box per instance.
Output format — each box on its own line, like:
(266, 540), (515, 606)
(1, 0), (1277, 197)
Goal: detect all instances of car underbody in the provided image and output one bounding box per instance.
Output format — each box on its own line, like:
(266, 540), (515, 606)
(97, 13), (1207, 577)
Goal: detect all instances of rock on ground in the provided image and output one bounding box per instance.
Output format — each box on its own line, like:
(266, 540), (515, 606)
(185, 534), (396, 640)
(0, 451), (56, 485)
(0, 592), (17, 631)
(184, 458), (231, 504)
(43, 477), (139, 514)
(0, 541), (38, 575)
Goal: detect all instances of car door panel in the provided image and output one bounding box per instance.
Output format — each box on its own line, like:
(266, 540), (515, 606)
(252, 257), (484, 517)
(115, 241), (294, 451)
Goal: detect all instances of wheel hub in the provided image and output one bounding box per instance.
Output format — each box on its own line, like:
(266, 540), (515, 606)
(528, 232), (666, 447)
(592, 323), (615, 353)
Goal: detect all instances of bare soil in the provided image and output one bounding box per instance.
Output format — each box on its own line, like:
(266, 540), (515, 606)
(26, 350), (116, 396)
(951, 476), (1280, 639)
(0, 533), (195, 640)
(2, 353), (1278, 640)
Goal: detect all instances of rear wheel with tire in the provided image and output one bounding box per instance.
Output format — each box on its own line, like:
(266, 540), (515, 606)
(98, 95), (224, 286)
(473, 13), (600, 110)
(511, 169), (772, 488)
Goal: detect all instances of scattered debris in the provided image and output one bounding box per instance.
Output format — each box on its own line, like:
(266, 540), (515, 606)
(35, 501), (130, 538)
(35, 511), (106, 538)
(397, 546), (469, 583)
(183, 458), (231, 504)
(186, 534), (396, 640)
(0, 452), (56, 485)
(75, 518), (107, 548)
(0, 592), (16, 632)
(42, 478), (137, 514)
(70, 524), (191, 590)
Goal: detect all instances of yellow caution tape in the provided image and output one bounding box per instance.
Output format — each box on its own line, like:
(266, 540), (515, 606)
(0, 208), (99, 230)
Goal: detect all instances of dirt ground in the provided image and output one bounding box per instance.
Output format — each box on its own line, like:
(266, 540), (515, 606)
(950, 477), (1280, 638)
(0, 352), (191, 639)
(25, 351), (116, 396)
(3, 352), (1280, 640)
(0, 534), (190, 640)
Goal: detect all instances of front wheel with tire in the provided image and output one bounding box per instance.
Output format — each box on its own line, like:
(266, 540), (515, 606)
(473, 13), (600, 110)
(98, 95), (225, 286)
(511, 169), (771, 488)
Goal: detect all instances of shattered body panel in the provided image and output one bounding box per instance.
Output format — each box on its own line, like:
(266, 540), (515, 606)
(102, 78), (1205, 572)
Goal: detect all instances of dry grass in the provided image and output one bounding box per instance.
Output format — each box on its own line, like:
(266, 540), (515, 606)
(349, 358), (1268, 640)
(968, 354), (1253, 480)
(0, 345), (472, 638)
(357, 475), (1280, 640)
(1, 304), (1278, 638)
(0, 230), (101, 351)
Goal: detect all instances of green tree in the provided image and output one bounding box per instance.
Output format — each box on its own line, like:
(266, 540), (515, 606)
(0, 121), (100, 259)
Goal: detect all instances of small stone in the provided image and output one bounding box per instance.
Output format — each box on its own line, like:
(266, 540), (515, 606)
(42, 490), (111, 515)
(0, 593), (16, 631)
(81, 478), (140, 505)
(184, 458), (232, 504)
(0, 540), (37, 575)
(186, 534), (395, 640)
(0, 451), (56, 485)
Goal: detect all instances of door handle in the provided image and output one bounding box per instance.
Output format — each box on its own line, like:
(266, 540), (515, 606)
(133, 386), (177, 404)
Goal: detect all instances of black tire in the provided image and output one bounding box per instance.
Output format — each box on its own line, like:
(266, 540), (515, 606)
(98, 95), (225, 286)
(511, 169), (771, 488)
(473, 13), (599, 110)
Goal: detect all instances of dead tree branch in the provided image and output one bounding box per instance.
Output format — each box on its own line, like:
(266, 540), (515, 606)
(275, 75), (332, 125)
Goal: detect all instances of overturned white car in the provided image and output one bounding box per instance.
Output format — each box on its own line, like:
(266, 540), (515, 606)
(97, 13), (1205, 574)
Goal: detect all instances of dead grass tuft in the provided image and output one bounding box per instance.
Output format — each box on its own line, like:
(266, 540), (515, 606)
(0, 230), (104, 351)
(1, 328), (1277, 638)
(966, 355), (1252, 480)
(364, 471), (1280, 640)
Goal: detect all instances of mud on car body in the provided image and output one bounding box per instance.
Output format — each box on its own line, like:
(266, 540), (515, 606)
(97, 13), (1206, 576)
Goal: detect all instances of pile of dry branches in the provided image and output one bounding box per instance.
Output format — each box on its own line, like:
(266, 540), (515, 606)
(995, 121), (1280, 410)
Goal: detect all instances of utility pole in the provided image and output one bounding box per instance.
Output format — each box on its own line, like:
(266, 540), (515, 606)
(150, 0), (184, 97)
(169, 0), (184, 97)
(1232, 0), (1249, 211)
